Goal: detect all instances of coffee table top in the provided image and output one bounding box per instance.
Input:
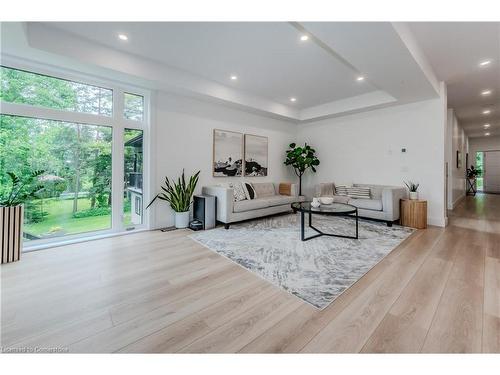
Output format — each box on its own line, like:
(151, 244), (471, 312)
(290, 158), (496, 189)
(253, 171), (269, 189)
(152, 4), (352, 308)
(292, 201), (357, 215)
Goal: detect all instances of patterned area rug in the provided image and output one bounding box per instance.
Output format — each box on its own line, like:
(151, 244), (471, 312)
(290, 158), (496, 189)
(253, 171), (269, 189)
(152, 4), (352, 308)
(189, 213), (414, 309)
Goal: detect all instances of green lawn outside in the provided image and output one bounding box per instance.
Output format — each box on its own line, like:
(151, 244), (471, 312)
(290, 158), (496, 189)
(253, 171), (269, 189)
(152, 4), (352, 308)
(24, 197), (111, 240)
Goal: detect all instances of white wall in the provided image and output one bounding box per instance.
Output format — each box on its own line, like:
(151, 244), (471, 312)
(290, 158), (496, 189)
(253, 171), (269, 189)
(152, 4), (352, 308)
(297, 98), (447, 226)
(469, 136), (500, 167)
(152, 91), (448, 228)
(446, 109), (468, 209)
(153, 92), (297, 228)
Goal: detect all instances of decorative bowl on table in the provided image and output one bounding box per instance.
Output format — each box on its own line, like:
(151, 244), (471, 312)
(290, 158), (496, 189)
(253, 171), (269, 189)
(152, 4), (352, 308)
(319, 197), (334, 205)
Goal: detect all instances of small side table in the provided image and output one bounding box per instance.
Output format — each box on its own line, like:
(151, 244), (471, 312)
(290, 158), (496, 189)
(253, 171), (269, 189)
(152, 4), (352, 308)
(466, 178), (477, 196)
(400, 199), (427, 229)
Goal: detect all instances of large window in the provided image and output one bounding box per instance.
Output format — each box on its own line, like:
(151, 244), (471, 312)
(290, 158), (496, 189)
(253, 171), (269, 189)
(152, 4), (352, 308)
(0, 64), (148, 249)
(124, 93), (144, 121)
(1, 66), (113, 116)
(0, 115), (112, 240)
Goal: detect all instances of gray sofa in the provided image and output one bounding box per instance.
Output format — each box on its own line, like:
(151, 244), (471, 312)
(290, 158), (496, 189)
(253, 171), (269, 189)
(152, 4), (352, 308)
(202, 182), (305, 229)
(316, 183), (407, 226)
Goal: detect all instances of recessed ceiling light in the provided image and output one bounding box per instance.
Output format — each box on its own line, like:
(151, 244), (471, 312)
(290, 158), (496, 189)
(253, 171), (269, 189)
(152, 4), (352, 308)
(230, 75), (238, 81)
(290, 97), (297, 102)
(484, 124), (491, 128)
(483, 109), (491, 115)
(118, 33), (128, 41)
(481, 89), (492, 96)
(300, 35), (309, 41)
(356, 76), (365, 82)
(479, 60), (492, 67)
(485, 132), (491, 136)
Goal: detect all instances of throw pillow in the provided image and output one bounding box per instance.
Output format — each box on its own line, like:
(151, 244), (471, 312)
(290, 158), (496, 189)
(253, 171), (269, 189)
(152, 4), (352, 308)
(228, 182), (247, 202)
(347, 186), (371, 199)
(279, 182), (292, 196)
(335, 185), (348, 196)
(252, 182), (276, 197)
(242, 182), (256, 200)
(320, 182), (335, 197)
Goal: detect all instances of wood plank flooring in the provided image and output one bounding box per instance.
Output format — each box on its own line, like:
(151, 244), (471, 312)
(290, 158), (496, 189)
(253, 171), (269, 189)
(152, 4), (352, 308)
(1, 194), (499, 353)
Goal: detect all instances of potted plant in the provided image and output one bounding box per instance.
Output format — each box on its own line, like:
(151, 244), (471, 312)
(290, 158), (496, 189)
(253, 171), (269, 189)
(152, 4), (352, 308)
(404, 181), (420, 200)
(146, 170), (200, 229)
(284, 143), (320, 196)
(1, 170), (45, 263)
(466, 165), (481, 179)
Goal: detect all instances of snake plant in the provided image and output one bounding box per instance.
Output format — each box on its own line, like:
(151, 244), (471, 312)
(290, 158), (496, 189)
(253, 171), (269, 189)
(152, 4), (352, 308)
(404, 181), (420, 192)
(146, 170), (200, 213)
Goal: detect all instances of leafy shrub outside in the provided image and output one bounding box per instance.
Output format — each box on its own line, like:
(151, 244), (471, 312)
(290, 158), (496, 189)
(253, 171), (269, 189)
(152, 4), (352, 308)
(73, 206), (111, 218)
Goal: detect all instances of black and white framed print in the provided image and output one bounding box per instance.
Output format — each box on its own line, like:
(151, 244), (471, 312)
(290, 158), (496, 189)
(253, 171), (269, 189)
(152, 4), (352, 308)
(213, 129), (243, 177)
(457, 150), (462, 168)
(244, 134), (268, 176)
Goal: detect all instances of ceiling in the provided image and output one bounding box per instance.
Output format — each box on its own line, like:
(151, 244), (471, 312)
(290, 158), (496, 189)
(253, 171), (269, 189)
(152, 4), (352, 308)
(410, 22), (500, 138)
(2, 22), (454, 122)
(46, 22), (377, 109)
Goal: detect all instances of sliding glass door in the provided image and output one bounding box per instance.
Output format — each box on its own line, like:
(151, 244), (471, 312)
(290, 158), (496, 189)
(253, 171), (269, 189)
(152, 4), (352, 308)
(0, 64), (149, 248)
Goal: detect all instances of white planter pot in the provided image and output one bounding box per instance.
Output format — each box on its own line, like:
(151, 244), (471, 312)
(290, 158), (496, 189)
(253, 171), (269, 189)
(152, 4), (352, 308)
(409, 192), (419, 200)
(174, 211), (190, 229)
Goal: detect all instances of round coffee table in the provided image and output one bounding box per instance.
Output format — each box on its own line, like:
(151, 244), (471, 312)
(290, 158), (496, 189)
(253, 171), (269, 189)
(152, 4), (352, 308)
(291, 201), (358, 241)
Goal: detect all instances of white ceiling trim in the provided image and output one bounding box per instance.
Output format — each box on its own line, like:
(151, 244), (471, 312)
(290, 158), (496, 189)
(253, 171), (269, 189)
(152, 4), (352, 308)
(300, 90), (397, 121)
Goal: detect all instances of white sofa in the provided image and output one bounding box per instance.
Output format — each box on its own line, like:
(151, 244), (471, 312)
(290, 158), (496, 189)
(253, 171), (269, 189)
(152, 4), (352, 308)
(202, 182), (305, 229)
(316, 183), (407, 226)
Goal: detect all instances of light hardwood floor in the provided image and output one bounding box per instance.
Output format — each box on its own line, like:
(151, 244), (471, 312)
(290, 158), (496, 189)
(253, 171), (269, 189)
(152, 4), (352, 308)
(1, 194), (499, 353)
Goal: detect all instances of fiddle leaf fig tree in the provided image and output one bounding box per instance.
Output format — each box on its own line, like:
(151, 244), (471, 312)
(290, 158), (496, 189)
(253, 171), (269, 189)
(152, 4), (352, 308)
(284, 143), (320, 195)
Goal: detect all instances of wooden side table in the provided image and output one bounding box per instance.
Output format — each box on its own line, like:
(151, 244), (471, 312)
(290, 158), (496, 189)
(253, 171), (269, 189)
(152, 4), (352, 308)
(400, 199), (427, 229)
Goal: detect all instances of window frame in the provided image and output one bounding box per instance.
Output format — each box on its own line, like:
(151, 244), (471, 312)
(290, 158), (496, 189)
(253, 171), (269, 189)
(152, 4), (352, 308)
(123, 92), (145, 122)
(0, 58), (152, 250)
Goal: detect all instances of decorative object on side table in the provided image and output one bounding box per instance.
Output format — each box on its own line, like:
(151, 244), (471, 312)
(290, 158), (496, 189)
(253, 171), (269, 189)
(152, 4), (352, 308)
(404, 180), (420, 200)
(466, 165), (481, 196)
(146, 169), (200, 229)
(311, 197), (321, 208)
(1, 170), (46, 263)
(319, 196), (334, 205)
(400, 199), (427, 229)
(284, 142), (320, 195)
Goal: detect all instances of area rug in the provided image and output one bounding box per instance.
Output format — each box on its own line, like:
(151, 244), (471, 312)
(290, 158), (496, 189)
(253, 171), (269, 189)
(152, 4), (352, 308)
(189, 213), (414, 309)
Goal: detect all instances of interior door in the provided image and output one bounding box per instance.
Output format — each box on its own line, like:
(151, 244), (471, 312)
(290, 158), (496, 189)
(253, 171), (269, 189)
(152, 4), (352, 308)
(483, 151), (500, 193)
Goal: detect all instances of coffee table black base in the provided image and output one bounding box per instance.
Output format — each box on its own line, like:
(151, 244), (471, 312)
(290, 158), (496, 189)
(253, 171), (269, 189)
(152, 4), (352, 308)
(300, 210), (359, 241)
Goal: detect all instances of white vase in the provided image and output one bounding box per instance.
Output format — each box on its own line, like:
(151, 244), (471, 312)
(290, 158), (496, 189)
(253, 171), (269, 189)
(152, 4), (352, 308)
(174, 211), (190, 228)
(311, 197), (321, 208)
(409, 191), (419, 200)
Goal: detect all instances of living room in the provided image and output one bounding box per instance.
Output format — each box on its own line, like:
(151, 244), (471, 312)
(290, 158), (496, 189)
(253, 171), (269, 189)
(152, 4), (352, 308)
(1, 1), (499, 373)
